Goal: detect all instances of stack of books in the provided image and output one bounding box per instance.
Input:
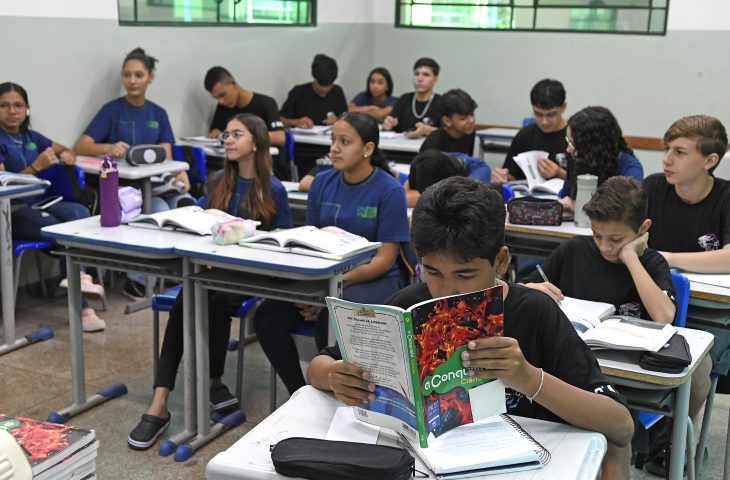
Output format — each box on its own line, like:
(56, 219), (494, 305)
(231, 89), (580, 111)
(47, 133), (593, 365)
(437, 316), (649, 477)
(0, 414), (98, 480)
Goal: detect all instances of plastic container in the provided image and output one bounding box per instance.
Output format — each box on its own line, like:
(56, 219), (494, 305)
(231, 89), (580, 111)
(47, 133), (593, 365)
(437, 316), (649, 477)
(99, 154), (121, 227)
(574, 174), (598, 228)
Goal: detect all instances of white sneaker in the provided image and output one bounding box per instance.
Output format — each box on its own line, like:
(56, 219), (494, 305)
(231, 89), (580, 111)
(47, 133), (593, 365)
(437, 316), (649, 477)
(59, 275), (106, 300)
(81, 309), (106, 332)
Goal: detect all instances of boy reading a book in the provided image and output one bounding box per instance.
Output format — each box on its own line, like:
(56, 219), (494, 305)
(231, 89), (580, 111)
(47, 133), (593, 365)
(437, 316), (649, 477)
(308, 176), (634, 479)
(419, 88), (477, 156)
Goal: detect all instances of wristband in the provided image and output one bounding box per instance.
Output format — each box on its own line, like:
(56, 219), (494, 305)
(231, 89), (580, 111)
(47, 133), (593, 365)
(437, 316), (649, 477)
(29, 163), (39, 174)
(526, 368), (544, 403)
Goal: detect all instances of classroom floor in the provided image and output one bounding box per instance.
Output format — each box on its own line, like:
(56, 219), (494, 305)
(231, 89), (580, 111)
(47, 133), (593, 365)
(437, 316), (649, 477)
(1, 279), (728, 480)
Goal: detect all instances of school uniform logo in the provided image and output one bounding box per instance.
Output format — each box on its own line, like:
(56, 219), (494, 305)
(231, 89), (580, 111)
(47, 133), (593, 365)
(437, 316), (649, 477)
(357, 206), (378, 219)
(505, 388), (523, 409)
(145, 120), (160, 129)
(26, 142), (37, 150)
(698, 233), (720, 251)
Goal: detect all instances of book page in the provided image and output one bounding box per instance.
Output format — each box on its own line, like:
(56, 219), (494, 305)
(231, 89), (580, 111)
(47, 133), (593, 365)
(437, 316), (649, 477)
(583, 317), (675, 351)
(681, 272), (730, 289)
(512, 151), (549, 192)
(0, 171), (48, 186)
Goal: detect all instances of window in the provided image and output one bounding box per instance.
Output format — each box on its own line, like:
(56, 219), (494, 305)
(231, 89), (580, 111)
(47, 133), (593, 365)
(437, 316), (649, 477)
(118, 0), (315, 26)
(396, 1), (669, 35)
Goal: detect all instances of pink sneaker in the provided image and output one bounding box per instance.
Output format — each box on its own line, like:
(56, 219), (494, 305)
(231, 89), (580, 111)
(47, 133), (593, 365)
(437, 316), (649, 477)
(59, 274), (106, 300)
(81, 308), (106, 332)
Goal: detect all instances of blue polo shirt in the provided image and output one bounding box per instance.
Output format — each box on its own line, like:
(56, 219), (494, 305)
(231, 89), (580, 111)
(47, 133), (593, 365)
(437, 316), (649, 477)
(83, 97), (175, 146)
(0, 129), (53, 173)
(307, 167), (410, 278)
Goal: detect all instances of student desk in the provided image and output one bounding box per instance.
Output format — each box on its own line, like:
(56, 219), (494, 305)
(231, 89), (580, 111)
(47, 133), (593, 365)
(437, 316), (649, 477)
(177, 138), (279, 172)
(205, 385), (608, 480)
(280, 181), (307, 226)
(595, 327), (714, 480)
(75, 156), (189, 214)
(292, 131), (424, 166)
(40, 218), (199, 443)
(173, 239), (378, 460)
(0, 182), (52, 356)
(475, 127), (518, 165)
(504, 221), (591, 260)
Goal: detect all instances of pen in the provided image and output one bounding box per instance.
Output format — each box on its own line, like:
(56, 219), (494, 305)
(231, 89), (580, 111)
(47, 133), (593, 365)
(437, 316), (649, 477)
(536, 264), (549, 283)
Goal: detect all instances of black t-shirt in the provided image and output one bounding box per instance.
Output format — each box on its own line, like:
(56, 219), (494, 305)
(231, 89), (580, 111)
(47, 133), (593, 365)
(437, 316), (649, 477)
(644, 173), (730, 253)
(279, 82), (347, 125)
(503, 123), (568, 180)
(320, 281), (628, 424)
(420, 128), (475, 156)
(210, 93), (284, 133)
(522, 236), (675, 320)
(390, 92), (442, 133)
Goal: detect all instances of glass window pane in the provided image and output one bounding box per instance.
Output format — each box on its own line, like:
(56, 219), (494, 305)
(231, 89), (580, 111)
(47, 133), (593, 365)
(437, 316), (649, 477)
(119, 0), (313, 25)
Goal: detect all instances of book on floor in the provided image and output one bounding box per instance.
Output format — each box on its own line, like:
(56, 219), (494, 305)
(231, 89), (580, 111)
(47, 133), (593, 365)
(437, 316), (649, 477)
(403, 414), (549, 479)
(326, 286), (506, 448)
(510, 150), (564, 195)
(0, 413), (96, 479)
(126, 205), (252, 236)
(0, 170), (50, 187)
(238, 225), (380, 260)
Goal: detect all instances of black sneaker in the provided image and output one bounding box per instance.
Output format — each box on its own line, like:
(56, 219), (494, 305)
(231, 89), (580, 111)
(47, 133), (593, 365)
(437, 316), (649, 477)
(123, 279), (146, 300)
(127, 413), (170, 451)
(210, 382), (239, 413)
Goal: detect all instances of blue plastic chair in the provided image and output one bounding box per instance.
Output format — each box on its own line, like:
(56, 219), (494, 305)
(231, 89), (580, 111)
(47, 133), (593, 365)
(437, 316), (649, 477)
(172, 145), (207, 197)
(397, 171), (408, 185)
(284, 130), (298, 182)
(522, 117), (536, 127)
(12, 239), (52, 300)
(501, 183), (515, 203)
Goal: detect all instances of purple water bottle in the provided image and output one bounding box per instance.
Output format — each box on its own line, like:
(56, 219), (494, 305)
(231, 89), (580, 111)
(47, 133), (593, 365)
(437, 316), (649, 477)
(99, 154), (121, 227)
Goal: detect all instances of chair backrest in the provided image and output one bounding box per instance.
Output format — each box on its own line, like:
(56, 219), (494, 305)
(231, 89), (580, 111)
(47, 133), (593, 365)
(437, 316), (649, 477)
(671, 271), (690, 327)
(37, 164), (86, 200)
(397, 171), (408, 185)
(522, 117), (536, 127)
(172, 144), (207, 185)
(284, 130), (299, 182)
(501, 183), (515, 203)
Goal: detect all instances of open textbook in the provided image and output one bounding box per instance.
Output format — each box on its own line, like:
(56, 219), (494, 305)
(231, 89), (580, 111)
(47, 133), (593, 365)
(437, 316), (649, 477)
(0, 170), (50, 187)
(510, 150), (564, 195)
(290, 125), (332, 135)
(327, 286), (506, 448)
(127, 205), (248, 235)
(239, 225), (380, 260)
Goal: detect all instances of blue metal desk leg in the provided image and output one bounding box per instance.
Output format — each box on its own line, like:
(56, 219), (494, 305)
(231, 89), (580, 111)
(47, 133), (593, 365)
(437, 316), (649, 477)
(159, 257), (197, 456)
(48, 256), (126, 423)
(669, 380), (691, 480)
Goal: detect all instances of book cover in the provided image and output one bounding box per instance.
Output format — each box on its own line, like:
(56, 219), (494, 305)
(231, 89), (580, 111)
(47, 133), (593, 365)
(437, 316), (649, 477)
(0, 414), (96, 477)
(327, 285), (506, 448)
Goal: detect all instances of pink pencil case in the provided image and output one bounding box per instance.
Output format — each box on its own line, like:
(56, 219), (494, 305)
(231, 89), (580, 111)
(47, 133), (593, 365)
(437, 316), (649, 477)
(211, 218), (257, 245)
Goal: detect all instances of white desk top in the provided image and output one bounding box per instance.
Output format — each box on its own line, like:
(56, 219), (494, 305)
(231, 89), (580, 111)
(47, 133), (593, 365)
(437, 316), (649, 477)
(175, 237), (376, 277)
(476, 127), (519, 139)
(0, 183), (48, 199)
(206, 386), (607, 480)
(293, 132), (424, 153)
(41, 216), (200, 255)
(596, 326), (714, 386)
(178, 139), (279, 158)
(677, 272), (730, 304)
(76, 156), (189, 179)
(505, 221), (592, 239)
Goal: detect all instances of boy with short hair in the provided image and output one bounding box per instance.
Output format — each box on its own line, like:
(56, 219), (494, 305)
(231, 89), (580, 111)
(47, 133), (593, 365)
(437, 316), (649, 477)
(419, 88), (477, 155)
(279, 54), (348, 129)
(204, 66), (285, 147)
(308, 176), (634, 479)
(491, 78), (568, 183)
(383, 57), (441, 137)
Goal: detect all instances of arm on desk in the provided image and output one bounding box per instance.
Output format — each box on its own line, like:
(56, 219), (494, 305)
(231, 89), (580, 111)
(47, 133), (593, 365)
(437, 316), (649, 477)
(662, 244), (730, 273)
(343, 242), (399, 285)
(74, 134), (129, 158)
(347, 103), (393, 122)
(281, 116), (314, 129)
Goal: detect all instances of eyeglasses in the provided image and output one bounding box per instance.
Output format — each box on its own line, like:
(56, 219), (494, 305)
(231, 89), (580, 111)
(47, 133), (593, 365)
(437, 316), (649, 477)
(565, 136), (575, 150)
(533, 109), (560, 121)
(219, 129), (246, 142)
(0, 102), (27, 111)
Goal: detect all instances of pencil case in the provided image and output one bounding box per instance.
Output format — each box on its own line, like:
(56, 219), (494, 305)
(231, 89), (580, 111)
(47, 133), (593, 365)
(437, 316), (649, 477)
(118, 186), (143, 222)
(639, 332), (691, 373)
(211, 218), (256, 245)
(507, 197), (563, 226)
(271, 437), (414, 480)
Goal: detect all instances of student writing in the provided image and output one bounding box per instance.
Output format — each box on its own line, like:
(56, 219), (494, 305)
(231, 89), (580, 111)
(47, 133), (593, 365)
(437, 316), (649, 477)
(347, 67), (398, 122)
(127, 113), (292, 451)
(307, 176), (634, 479)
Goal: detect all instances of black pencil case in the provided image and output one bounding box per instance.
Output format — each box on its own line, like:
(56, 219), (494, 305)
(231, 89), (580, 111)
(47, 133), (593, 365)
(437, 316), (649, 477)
(507, 197), (563, 226)
(639, 332), (692, 373)
(271, 437), (415, 480)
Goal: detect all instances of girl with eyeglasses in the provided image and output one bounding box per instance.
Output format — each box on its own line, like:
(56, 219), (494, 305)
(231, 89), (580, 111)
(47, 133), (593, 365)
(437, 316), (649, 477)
(559, 106), (644, 212)
(0, 81), (107, 332)
(253, 112), (410, 397)
(128, 113), (292, 451)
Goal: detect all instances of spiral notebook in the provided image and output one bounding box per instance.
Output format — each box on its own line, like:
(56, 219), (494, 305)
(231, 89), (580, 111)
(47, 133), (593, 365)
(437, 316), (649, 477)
(403, 414), (550, 479)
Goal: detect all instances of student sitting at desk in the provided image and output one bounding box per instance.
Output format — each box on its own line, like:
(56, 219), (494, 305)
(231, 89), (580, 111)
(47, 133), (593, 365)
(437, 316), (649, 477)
(254, 112), (410, 396)
(307, 177), (634, 479)
(280, 54), (347, 129)
(347, 67), (398, 122)
(383, 57), (441, 137)
(491, 78), (568, 184)
(404, 149), (490, 207)
(127, 113), (292, 451)
(559, 106), (644, 213)
(73, 47), (194, 299)
(419, 88), (477, 156)
(0, 82), (106, 333)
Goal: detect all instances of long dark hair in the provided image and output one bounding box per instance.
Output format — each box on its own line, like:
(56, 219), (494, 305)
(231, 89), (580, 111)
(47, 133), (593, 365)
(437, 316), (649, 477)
(210, 113), (277, 228)
(366, 67), (394, 98)
(337, 112), (390, 173)
(0, 82), (30, 131)
(568, 106), (633, 198)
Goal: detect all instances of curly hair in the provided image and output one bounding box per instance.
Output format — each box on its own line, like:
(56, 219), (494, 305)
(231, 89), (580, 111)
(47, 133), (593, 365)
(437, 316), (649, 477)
(567, 106), (632, 198)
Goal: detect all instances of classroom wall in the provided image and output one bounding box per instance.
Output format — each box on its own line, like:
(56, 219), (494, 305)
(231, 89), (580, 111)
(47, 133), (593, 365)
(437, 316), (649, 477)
(2, 0), (730, 177)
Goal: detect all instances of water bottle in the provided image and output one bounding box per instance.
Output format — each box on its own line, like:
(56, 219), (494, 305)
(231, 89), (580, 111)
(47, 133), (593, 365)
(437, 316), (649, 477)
(574, 174), (598, 228)
(99, 154), (121, 227)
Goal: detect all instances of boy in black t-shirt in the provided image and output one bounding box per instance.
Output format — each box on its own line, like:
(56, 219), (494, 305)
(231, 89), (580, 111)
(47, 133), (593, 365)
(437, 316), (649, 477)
(307, 177), (634, 479)
(492, 78), (568, 183)
(383, 57), (441, 137)
(203, 66), (285, 147)
(419, 88), (477, 156)
(279, 54), (348, 129)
